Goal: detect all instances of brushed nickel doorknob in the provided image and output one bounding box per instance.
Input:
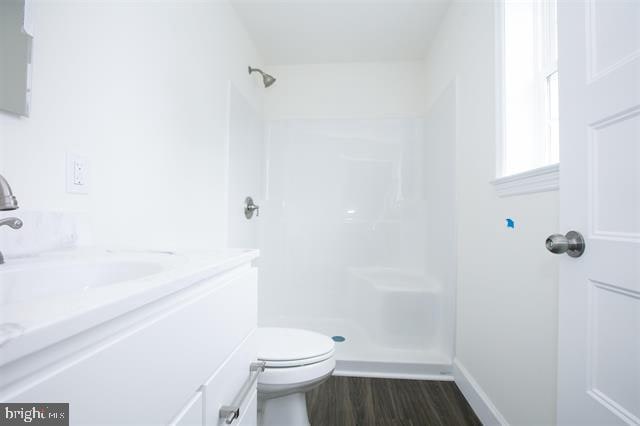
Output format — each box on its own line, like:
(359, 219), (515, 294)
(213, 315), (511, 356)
(546, 231), (585, 258)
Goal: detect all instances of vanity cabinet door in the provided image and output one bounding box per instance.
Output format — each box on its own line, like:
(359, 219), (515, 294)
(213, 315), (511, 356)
(169, 391), (204, 426)
(237, 394), (257, 426)
(204, 331), (257, 426)
(5, 268), (258, 425)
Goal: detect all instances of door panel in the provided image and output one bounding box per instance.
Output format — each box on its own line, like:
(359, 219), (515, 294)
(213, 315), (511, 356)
(587, 281), (640, 423)
(590, 111), (640, 238)
(586, 0), (640, 81)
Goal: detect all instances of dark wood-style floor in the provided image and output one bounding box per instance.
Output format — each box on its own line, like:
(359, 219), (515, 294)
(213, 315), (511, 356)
(306, 376), (482, 426)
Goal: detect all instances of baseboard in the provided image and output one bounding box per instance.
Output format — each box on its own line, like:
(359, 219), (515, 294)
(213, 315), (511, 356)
(334, 359), (454, 381)
(453, 359), (509, 426)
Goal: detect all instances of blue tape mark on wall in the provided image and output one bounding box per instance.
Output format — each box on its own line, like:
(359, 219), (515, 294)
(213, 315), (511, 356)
(332, 336), (346, 342)
(506, 218), (515, 229)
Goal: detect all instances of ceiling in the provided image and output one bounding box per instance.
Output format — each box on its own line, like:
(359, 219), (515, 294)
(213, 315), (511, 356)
(231, 0), (451, 65)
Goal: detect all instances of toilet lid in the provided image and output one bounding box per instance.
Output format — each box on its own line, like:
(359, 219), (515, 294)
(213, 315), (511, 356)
(257, 327), (335, 366)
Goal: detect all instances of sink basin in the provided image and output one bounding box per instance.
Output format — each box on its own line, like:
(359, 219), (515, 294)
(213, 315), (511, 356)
(0, 257), (164, 306)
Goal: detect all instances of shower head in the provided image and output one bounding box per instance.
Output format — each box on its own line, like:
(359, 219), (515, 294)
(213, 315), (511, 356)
(248, 66), (276, 88)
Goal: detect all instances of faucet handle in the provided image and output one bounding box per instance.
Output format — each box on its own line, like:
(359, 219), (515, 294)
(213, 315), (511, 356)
(0, 217), (22, 229)
(0, 217), (22, 265)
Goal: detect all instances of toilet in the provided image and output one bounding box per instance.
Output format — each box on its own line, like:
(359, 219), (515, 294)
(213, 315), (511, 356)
(257, 327), (336, 426)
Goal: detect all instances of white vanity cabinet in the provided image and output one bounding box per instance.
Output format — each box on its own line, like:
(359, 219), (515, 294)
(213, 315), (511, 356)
(0, 257), (259, 426)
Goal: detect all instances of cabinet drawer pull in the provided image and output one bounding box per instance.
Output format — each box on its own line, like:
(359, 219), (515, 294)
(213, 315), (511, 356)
(219, 361), (266, 424)
(219, 406), (239, 425)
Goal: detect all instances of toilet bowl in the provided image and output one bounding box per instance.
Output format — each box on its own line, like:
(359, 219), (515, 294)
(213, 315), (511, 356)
(257, 327), (335, 426)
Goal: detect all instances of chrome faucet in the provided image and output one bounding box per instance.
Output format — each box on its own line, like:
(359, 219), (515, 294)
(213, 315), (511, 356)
(0, 174), (22, 265)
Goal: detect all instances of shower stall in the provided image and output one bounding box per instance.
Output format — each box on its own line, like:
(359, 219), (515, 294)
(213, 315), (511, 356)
(251, 85), (457, 378)
(227, 69), (457, 378)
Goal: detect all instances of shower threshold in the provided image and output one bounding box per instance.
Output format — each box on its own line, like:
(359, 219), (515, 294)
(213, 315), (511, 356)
(334, 358), (453, 381)
(261, 316), (453, 380)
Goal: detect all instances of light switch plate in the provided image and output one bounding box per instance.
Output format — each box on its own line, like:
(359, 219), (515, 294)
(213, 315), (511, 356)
(66, 153), (89, 194)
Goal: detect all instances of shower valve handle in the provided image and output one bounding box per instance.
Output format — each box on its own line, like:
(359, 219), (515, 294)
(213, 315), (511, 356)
(244, 196), (259, 219)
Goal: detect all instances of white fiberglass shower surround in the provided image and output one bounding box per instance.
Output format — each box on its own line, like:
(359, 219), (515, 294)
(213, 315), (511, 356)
(252, 85), (458, 378)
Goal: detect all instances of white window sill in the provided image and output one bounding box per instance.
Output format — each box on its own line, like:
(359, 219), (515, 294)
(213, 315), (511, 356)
(490, 163), (559, 197)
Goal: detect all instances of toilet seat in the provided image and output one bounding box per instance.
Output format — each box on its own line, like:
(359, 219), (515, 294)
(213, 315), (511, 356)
(257, 327), (336, 385)
(257, 327), (335, 367)
(261, 350), (334, 368)
(258, 356), (335, 386)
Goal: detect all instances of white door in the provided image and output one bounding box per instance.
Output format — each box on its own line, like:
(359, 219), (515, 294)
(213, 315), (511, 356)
(556, 0), (640, 425)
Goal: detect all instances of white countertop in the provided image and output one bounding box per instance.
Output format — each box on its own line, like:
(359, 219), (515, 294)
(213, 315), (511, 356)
(0, 247), (258, 367)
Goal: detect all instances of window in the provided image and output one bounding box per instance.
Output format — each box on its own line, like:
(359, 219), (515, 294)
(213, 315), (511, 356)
(493, 0), (560, 195)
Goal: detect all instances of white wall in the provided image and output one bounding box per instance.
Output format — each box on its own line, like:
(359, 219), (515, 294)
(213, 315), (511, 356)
(423, 3), (560, 425)
(0, 0), (263, 252)
(264, 61), (426, 119)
